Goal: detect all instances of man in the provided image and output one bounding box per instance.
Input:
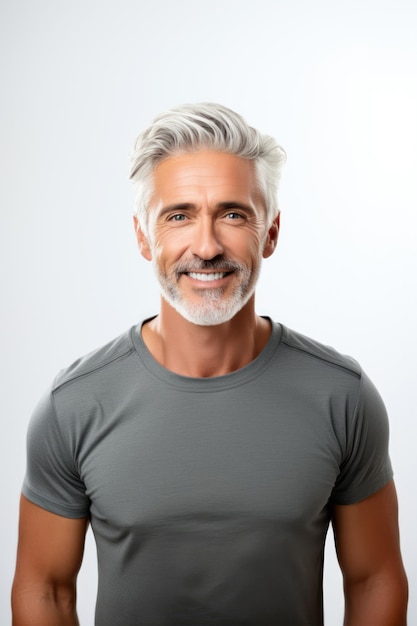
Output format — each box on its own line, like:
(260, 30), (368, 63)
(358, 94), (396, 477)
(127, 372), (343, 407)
(12, 103), (408, 625)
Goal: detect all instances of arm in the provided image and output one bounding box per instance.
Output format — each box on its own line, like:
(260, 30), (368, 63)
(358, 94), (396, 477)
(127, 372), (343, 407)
(332, 480), (408, 626)
(12, 495), (89, 626)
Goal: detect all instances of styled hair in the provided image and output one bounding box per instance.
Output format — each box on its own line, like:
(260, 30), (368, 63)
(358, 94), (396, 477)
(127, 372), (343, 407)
(129, 102), (286, 235)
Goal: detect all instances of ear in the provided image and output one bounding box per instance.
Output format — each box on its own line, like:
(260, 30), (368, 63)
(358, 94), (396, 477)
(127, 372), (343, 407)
(262, 212), (280, 259)
(133, 216), (152, 261)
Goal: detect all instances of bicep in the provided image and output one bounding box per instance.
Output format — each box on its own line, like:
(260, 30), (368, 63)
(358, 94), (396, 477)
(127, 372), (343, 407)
(332, 480), (405, 583)
(14, 494), (89, 586)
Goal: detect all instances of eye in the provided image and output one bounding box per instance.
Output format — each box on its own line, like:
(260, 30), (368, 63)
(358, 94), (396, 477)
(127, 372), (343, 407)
(225, 212), (245, 220)
(168, 213), (187, 222)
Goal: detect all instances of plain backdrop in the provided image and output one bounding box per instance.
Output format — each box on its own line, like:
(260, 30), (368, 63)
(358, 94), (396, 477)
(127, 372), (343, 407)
(1, 0), (416, 623)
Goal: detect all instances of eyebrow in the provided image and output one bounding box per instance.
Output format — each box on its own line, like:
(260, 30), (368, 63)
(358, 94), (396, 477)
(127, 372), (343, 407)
(157, 203), (194, 217)
(218, 201), (257, 214)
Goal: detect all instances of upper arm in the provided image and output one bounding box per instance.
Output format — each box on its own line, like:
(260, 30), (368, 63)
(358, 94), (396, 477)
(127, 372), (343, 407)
(332, 480), (405, 581)
(332, 480), (408, 618)
(13, 494), (89, 595)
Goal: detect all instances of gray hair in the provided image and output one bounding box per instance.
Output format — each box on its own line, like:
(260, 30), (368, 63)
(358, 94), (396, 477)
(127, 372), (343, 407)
(129, 102), (286, 235)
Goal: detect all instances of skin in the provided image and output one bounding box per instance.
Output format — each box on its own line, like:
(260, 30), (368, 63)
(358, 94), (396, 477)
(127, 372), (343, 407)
(333, 481), (408, 625)
(12, 496), (88, 625)
(134, 150), (279, 377)
(12, 150), (408, 624)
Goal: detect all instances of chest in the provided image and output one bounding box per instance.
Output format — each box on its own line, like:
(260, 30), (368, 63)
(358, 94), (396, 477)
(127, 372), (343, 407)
(74, 383), (345, 529)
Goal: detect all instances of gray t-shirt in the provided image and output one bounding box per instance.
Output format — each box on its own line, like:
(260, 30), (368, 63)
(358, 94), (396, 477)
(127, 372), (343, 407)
(23, 321), (393, 626)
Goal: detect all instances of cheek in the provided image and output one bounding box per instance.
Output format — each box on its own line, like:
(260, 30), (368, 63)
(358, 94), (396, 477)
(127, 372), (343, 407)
(152, 231), (190, 263)
(224, 234), (264, 260)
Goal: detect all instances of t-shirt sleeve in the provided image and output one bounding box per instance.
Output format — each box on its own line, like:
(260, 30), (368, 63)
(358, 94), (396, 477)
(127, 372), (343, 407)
(331, 370), (393, 505)
(22, 386), (90, 518)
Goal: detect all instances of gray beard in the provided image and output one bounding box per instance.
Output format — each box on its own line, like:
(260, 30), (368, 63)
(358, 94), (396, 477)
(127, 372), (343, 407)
(152, 256), (261, 326)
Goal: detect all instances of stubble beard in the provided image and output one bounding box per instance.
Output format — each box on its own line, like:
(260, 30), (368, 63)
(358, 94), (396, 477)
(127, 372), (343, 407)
(151, 255), (262, 326)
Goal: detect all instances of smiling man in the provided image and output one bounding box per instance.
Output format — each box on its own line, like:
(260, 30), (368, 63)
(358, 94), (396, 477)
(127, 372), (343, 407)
(136, 149), (278, 376)
(142, 151), (270, 329)
(12, 103), (408, 625)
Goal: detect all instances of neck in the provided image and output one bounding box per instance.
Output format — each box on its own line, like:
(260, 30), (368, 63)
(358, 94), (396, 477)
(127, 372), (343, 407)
(141, 297), (271, 378)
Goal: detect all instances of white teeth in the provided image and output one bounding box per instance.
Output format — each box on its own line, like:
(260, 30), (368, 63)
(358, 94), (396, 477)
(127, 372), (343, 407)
(188, 272), (226, 282)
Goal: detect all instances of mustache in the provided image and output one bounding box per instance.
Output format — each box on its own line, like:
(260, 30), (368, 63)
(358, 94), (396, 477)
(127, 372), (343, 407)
(173, 257), (248, 275)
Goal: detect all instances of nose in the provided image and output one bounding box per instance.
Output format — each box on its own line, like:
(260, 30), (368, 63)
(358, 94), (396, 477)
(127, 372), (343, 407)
(190, 217), (224, 260)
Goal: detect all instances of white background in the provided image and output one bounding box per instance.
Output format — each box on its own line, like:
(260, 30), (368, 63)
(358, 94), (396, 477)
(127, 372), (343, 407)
(1, 0), (416, 623)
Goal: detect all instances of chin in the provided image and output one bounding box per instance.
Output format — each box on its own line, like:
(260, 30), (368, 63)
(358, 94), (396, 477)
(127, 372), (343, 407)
(163, 290), (255, 327)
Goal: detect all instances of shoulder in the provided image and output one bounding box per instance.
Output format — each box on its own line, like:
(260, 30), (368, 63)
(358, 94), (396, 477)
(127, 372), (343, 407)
(279, 324), (361, 379)
(276, 324), (388, 424)
(51, 326), (138, 394)
(27, 325), (143, 446)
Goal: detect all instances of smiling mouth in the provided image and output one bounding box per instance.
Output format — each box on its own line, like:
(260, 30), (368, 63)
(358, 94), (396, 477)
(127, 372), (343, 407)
(187, 271), (231, 282)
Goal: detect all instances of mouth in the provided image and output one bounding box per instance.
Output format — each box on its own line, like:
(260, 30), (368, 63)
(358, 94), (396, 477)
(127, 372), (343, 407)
(186, 271), (231, 282)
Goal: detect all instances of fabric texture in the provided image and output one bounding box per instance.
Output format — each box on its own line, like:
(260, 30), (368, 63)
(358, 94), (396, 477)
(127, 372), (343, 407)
(23, 321), (393, 626)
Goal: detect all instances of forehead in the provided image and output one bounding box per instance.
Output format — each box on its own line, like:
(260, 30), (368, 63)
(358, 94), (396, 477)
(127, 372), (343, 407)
(150, 150), (258, 205)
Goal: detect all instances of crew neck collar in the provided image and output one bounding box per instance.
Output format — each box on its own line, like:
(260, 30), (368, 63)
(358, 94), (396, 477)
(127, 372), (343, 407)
(129, 317), (283, 392)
